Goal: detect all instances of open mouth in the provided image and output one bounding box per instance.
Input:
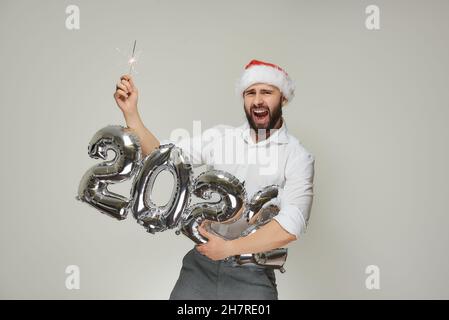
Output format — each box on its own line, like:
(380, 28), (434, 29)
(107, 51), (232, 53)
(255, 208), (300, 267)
(252, 108), (269, 123)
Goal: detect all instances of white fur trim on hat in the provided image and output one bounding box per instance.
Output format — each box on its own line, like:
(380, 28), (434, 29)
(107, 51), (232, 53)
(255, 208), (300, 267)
(236, 63), (295, 103)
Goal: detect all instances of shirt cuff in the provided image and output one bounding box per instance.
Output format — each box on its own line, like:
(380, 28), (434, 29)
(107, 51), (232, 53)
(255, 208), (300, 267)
(273, 204), (307, 240)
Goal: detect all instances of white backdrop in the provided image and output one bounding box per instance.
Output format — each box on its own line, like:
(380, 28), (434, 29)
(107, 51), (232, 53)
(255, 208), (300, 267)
(0, 0), (448, 299)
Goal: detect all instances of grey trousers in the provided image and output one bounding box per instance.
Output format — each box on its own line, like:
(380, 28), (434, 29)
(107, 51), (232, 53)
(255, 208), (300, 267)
(169, 247), (278, 300)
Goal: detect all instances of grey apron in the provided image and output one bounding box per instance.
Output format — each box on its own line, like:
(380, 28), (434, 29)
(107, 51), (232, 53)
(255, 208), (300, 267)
(169, 247), (278, 300)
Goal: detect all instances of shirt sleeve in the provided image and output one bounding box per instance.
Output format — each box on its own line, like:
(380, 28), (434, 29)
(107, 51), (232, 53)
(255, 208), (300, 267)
(273, 148), (315, 239)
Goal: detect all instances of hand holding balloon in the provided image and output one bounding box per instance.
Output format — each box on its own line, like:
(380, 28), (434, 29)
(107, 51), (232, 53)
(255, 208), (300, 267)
(180, 170), (246, 244)
(195, 221), (233, 261)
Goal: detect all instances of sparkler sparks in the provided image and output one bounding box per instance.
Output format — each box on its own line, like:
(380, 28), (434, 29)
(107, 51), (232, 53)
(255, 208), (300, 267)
(115, 40), (142, 75)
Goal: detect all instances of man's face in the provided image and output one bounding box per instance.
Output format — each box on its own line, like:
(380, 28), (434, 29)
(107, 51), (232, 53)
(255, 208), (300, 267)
(243, 83), (286, 130)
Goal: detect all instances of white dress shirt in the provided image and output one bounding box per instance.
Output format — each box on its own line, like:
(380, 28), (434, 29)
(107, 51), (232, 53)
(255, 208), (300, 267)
(161, 118), (315, 239)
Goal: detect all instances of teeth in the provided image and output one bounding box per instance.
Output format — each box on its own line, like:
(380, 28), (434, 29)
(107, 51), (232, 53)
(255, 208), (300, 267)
(254, 109), (268, 115)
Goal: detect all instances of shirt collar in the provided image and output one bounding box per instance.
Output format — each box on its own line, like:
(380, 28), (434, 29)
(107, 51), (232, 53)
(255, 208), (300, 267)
(239, 118), (289, 146)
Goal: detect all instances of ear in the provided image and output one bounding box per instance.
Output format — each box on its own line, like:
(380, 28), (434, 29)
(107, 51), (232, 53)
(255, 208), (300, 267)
(281, 95), (288, 107)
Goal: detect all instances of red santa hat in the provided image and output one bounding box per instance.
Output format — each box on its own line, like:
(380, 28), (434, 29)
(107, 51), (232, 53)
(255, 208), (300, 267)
(236, 59), (295, 103)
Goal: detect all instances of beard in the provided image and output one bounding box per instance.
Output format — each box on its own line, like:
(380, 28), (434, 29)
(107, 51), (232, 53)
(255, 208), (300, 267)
(244, 97), (283, 132)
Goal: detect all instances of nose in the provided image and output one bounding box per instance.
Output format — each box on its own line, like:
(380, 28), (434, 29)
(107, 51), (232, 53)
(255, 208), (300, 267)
(254, 92), (264, 106)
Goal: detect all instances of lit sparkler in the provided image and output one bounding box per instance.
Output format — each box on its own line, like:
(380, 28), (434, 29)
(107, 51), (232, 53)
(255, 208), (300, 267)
(115, 40), (142, 75)
(128, 40), (137, 74)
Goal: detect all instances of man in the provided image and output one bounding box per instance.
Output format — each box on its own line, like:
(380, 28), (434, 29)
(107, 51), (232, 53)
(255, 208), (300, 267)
(114, 59), (315, 300)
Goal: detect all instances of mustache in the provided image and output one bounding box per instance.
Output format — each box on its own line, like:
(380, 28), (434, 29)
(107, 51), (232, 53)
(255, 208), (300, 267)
(251, 105), (269, 110)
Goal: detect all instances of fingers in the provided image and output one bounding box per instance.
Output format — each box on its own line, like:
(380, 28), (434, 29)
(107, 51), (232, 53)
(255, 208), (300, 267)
(114, 89), (128, 100)
(127, 76), (137, 91)
(116, 82), (128, 94)
(195, 244), (205, 254)
(120, 74), (137, 91)
(198, 225), (206, 236)
(200, 220), (209, 228)
(198, 224), (212, 239)
(122, 79), (132, 92)
(120, 74), (131, 81)
(115, 73), (135, 99)
(117, 79), (132, 95)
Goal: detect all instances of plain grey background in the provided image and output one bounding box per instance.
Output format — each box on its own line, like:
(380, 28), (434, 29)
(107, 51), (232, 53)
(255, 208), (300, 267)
(1, 0), (448, 299)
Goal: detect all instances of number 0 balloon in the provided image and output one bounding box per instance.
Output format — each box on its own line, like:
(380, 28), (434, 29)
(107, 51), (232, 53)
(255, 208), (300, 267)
(131, 143), (193, 233)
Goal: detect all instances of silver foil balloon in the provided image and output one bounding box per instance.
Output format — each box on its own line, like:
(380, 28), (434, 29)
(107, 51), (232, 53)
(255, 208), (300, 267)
(131, 144), (193, 234)
(180, 170), (246, 244)
(233, 185), (288, 272)
(208, 184), (281, 241)
(77, 125), (142, 220)
(235, 203), (287, 272)
(233, 248), (288, 273)
(241, 204), (281, 237)
(244, 184), (279, 223)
